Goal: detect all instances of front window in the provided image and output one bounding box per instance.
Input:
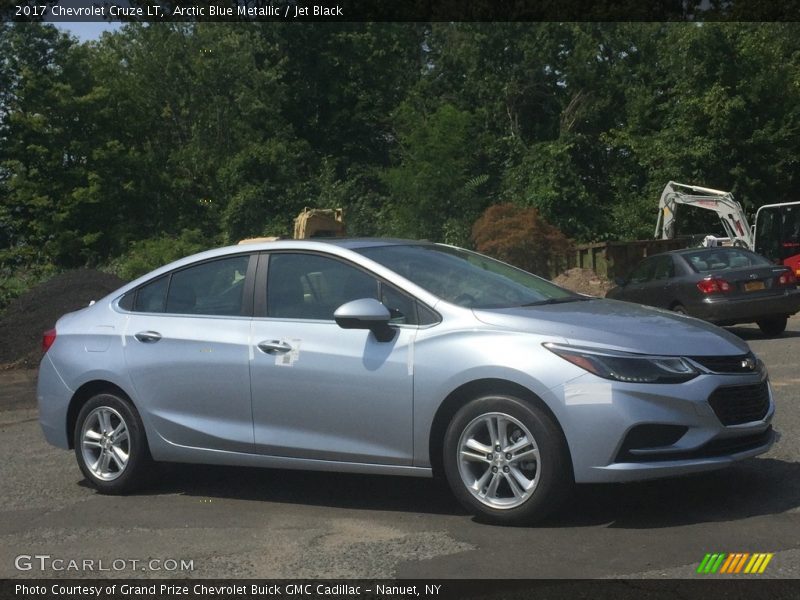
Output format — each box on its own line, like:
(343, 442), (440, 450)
(755, 207), (781, 261)
(267, 253), (379, 320)
(356, 244), (580, 309)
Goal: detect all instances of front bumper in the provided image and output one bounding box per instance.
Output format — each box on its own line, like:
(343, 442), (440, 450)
(589, 427), (776, 482)
(551, 369), (775, 484)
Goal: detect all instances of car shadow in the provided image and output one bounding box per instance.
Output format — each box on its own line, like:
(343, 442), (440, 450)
(548, 457), (800, 529)
(138, 463), (468, 517)
(108, 457), (800, 528)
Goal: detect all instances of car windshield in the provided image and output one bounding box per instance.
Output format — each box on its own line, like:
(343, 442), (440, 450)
(356, 244), (582, 309)
(683, 248), (772, 273)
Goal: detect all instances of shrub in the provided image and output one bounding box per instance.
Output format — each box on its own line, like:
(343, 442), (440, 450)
(472, 204), (574, 278)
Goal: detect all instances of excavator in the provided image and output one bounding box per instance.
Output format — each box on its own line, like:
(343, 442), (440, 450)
(655, 181), (800, 276)
(654, 181), (753, 248)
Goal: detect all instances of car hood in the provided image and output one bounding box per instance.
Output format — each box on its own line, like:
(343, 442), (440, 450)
(472, 298), (750, 356)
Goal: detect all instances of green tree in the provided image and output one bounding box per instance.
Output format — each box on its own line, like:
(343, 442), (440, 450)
(0, 24), (102, 267)
(385, 103), (488, 243)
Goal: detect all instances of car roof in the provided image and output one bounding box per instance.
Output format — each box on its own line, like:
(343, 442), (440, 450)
(661, 246), (755, 257)
(305, 237), (431, 249)
(234, 237), (431, 250)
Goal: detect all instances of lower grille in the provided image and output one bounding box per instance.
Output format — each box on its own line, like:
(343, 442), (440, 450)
(708, 381), (770, 426)
(615, 425), (688, 462)
(616, 427), (774, 463)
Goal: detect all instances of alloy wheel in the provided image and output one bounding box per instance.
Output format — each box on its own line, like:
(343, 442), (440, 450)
(457, 411), (541, 509)
(80, 406), (130, 481)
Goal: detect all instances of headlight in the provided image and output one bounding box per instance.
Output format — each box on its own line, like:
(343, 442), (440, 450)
(544, 343), (699, 384)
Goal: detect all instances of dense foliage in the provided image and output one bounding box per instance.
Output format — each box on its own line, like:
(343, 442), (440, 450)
(2, 22), (800, 295)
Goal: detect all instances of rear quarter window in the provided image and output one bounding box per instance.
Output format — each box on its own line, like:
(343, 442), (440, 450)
(133, 276), (168, 313)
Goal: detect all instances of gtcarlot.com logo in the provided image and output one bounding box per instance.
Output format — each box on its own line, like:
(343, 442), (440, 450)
(697, 552), (773, 574)
(14, 554), (194, 573)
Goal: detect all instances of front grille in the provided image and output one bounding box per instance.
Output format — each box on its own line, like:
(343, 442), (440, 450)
(707, 381), (770, 426)
(689, 352), (758, 374)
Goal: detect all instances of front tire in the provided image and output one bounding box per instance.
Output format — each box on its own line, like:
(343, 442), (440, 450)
(443, 394), (571, 525)
(757, 316), (787, 336)
(671, 303), (688, 315)
(74, 393), (153, 494)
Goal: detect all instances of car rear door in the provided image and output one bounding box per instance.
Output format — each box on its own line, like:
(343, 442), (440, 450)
(122, 253), (256, 453)
(249, 251), (415, 466)
(638, 255), (676, 308)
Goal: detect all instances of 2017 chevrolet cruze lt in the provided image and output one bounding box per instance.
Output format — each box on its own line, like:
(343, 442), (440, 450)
(38, 239), (776, 524)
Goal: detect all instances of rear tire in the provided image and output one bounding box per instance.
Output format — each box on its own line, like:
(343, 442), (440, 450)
(443, 394), (571, 525)
(671, 303), (687, 315)
(757, 317), (787, 336)
(74, 393), (153, 494)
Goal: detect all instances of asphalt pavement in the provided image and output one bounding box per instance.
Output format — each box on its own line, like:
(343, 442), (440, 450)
(1, 316), (798, 579)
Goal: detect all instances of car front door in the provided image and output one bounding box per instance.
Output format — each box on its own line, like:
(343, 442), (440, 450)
(122, 254), (256, 453)
(619, 257), (657, 304)
(249, 252), (415, 465)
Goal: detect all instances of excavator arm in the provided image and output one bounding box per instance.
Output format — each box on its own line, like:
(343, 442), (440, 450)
(655, 181), (754, 249)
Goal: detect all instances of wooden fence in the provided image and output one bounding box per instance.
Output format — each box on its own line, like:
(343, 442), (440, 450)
(572, 239), (690, 280)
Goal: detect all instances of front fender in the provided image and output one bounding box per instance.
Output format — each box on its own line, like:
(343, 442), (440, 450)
(411, 327), (582, 467)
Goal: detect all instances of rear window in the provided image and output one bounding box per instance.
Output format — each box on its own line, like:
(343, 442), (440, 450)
(683, 249), (771, 273)
(125, 255), (250, 316)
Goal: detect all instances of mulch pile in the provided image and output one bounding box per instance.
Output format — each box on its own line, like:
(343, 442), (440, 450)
(553, 267), (615, 297)
(0, 269), (126, 369)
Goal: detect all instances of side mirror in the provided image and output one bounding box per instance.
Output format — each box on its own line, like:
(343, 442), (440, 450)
(614, 276), (627, 287)
(334, 298), (394, 342)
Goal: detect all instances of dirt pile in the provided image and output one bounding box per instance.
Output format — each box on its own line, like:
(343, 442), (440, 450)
(553, 267), (614, 297)
(0, 270), (126, 368)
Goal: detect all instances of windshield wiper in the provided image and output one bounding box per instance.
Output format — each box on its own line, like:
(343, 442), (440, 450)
(520, 296), (591, 307)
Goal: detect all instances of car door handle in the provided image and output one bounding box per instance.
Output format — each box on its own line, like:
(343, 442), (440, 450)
(134, 331), (162, 343)
(257, 340), (292, 355)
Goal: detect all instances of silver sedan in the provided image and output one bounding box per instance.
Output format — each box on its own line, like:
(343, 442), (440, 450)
(37, 239), (775, 524)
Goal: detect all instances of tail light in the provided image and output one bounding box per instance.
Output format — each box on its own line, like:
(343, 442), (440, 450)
(777, 270), (797, 286)
(697, 277), (732, 294)
(42, 328), (57, 353)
